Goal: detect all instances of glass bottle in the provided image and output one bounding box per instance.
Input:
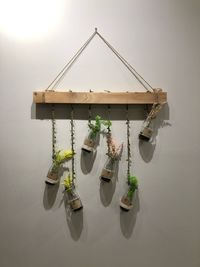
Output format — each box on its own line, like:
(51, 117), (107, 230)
(120, 178), (138, 211)
(66, 187), (83, 211)
(101, 157), (116, 181)
(46, 163), (59, 184)
(120, 188), (134, 211)
(82, 131), (98, 153)
(139, 120), (153, 141)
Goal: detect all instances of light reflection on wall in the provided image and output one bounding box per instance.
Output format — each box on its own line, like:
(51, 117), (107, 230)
(0, 0), (66, 41)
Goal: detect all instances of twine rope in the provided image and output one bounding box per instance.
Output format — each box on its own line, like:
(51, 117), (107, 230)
(45, 28), (154, 92)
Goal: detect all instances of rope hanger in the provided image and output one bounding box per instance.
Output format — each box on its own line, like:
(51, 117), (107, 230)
(45, 28), (154, 93)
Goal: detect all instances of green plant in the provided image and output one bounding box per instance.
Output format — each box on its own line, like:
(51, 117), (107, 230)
(52, 149), (74, 172)
(62, 173), (73, 192)
(88, 115), (111, 139)
(127, 175), (138, 200)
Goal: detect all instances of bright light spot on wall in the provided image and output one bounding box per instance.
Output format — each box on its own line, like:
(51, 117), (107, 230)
(0, 0), (66, 41)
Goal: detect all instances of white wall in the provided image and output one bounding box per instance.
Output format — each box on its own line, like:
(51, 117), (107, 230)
(0, 1), (200, 267)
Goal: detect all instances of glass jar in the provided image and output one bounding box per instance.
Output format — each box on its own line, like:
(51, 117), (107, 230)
(139, 120), (153, 141)
(120, 192), (133, 211)
(120, 182), (138, 211)
(82, 132), (98, 153)
(66, 188), (83, 211)
(101, 157), (116, 182)
(46, 163), (59, 184)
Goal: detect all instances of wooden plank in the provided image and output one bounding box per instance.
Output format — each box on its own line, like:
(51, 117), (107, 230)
(33, 90), (167, 104)
(33, 91), (45, 103)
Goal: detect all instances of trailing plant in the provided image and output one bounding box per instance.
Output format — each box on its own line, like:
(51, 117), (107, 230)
(52, 149), (74, 172)
(119, 105), (139, 210)
(88, 115), (111, 139)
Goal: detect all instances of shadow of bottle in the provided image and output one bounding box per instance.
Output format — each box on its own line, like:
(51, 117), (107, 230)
(80, 149), (97, 174)
(43, 182), (60, 210)
(64, 194), (83, 241)
(99, 179), (116, 206)
(139, 138), (156, 163)
(120, 190), (140, 239)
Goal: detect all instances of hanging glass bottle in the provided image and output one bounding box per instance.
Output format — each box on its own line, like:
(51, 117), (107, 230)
(82, 130), (98, 153)
(139, 120), (153, 141)
(101, 157), (116, 181)
(139, 92), (163, 141)
(47, 150), (74, 184)
(100, 118), (122, 181)
(47, 163), (59, 184)
(63, 173), (83, 211)
(68, 189), (83, 211)
(82, 114), (102, 153)
(120, 175), (138, 211)
(82, 114), (111, 153)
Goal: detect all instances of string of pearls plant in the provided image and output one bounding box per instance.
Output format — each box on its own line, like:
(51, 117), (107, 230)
(119, 105), (138, 211)
(70, 105), (76, 182)
(51, 104), (56, 161)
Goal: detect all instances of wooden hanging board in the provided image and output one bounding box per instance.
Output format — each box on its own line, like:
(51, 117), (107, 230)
(33, 90), (167, 104)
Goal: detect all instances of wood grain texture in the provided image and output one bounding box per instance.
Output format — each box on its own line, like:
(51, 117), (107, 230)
(33, 90), (167, 104)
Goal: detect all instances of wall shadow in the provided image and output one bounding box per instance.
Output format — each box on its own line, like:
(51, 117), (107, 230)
(64, 194), (83, 241)
(43, 182), (59, 210)
(99, 178), (117, 207)
(80, 149), (97, 174)
(139, 140), (156, 163)
(120, 190), (140, 239)
(31, 103), (155, 120)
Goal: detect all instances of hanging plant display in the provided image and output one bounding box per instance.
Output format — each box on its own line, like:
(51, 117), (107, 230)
(139, 89), (163, 141)
(120, 175), (138, 210)
(82, 115), (111, 153)
(120, 106), (138, 211)
(32, 29), (168, 216)
(62, 172), (83, 211)
(101, 119), (122, 181)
